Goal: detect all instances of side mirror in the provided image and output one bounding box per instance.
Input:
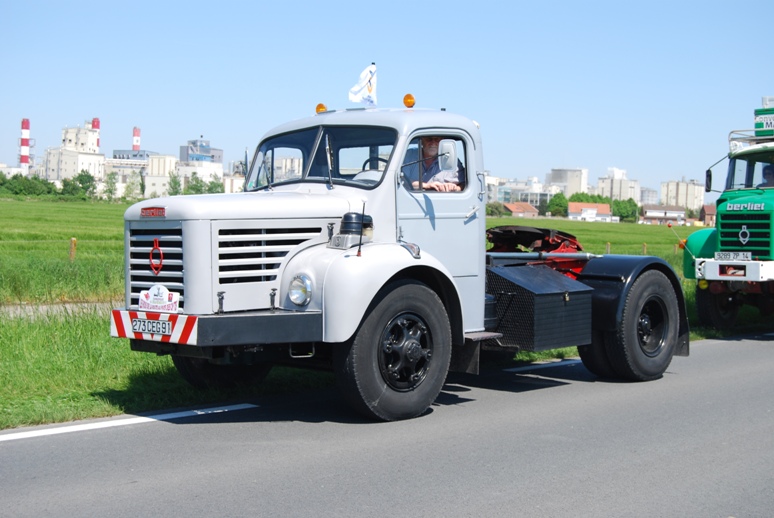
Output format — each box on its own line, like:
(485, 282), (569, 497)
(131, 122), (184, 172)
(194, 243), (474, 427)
(438, 139), (457, 172)
(705, 169), (712, 193)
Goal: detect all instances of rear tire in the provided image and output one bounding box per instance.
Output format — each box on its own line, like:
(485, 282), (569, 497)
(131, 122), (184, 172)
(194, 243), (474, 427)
(605, 270), (678, 381)
(695, 285), (739, 330)
(171, 355), (273, 389)
(334, 280), (452, 421)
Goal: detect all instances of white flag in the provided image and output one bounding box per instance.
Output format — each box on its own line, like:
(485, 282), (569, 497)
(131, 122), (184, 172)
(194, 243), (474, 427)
(348, 64), (377, 106)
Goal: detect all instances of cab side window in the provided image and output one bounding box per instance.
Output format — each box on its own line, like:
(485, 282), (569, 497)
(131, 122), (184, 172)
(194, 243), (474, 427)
(402, 136), (467, 192)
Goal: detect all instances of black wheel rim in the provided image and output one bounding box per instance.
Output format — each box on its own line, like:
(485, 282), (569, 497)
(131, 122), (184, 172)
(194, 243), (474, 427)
(378, 312), (433, 391)
(637, 297), (668, 357)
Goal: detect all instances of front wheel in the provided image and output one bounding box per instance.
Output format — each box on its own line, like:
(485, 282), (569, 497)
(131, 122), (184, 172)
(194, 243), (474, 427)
(334, 280), (452, 421)
(695, 285), (740, 330)
(605, 270), (679, 381)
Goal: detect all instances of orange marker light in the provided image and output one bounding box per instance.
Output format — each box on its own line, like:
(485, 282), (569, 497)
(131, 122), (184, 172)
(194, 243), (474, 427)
(403, 94), (415, 108)
(315, 103), (327, 114)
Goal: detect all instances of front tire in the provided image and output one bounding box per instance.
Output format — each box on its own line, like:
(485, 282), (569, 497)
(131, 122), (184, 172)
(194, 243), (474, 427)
(605, 270), (679, 381)
(695, 285), (740, 330)
(334, 280), (452, 421)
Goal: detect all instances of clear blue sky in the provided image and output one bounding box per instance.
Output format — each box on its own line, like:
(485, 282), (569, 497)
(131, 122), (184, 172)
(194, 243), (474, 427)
(2, 0), (772, 198)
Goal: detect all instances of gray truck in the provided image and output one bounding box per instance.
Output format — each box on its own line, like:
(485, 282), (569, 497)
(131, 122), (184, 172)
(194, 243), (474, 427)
(111, 98), (689, 420)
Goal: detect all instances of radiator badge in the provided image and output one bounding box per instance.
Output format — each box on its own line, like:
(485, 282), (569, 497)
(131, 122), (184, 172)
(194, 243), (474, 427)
(739, 225), (750, 245)
(726, 203), (764, 211)
(139, 284), (180, 313)
(140, 207), (166, 217)
(150, 238), (163, 275)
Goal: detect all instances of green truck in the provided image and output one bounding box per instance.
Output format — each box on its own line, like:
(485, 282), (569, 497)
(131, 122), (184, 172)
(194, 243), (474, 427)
(685, 97), (774, 329)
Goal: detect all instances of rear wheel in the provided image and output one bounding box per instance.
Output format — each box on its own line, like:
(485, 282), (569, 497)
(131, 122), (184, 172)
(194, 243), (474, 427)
(695, 285), (740, 330)
(334, 280), (452, 421)
(605, 270), (679, 381)
(171, 355), (273, 389)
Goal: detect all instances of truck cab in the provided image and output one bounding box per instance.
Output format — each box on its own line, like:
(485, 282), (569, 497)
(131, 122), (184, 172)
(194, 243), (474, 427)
(684, 98), (774, 329)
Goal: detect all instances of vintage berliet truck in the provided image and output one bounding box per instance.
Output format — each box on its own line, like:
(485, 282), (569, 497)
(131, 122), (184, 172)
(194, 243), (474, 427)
(111, 96), (689, 421)
(684, 97), (774, 329)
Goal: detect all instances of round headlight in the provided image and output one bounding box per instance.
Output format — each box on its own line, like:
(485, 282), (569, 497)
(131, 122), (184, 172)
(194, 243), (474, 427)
(288, 274), (312, 306)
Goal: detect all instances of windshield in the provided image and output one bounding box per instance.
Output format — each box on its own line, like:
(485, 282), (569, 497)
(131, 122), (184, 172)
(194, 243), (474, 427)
(245, 126), (397, 191)
(726, 153), (774, 190)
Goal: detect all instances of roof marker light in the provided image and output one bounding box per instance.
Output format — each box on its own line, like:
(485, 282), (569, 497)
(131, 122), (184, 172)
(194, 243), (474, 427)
(403, 94), (415, 108)
(315, 103), (327, 114)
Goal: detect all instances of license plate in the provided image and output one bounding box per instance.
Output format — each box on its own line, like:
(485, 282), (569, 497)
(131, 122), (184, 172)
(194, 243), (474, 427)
(131, 318), (172, 335)
(714, 251), (751, 261)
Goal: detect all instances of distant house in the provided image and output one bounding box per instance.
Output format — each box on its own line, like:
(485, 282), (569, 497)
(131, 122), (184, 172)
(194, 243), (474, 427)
(640, 205), (686, 225)
(567, 202), (617, 223)
(503, 202), (539, 218)
(700, 204), (716, 227)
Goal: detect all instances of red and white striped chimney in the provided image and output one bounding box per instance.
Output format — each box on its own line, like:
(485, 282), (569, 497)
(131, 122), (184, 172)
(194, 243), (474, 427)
(19, 119), (30, 172)
(132, 127), (141, 151)
(92, 117), (100, 150)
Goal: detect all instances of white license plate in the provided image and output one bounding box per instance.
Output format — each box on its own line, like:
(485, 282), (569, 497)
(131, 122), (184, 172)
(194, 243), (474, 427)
(132, 318), (172, 335)
(714, 251), (752, 261)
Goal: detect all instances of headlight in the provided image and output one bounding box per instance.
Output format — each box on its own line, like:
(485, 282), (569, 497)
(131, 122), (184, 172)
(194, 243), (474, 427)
(288, 274), (312, 306)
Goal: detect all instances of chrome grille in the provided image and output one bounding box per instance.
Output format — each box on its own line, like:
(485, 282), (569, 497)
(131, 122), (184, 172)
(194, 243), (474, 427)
(718, 213), (772, 258)
(218, 227), (323, 284)
(128, 227), (184, 308)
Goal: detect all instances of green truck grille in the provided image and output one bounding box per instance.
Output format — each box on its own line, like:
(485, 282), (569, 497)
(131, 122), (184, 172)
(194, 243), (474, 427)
(718, 213), (772, 258)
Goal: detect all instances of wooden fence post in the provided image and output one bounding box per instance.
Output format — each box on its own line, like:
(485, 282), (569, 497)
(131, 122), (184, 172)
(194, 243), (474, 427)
(605, 242), (611, 254)
(69, 237), (77, 262)
(642, 242), (647, 255)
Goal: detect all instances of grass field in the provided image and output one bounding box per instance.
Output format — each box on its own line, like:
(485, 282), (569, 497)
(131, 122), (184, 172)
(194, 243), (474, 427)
(0, 199), (767, 430)
(0, 199), (127, 304)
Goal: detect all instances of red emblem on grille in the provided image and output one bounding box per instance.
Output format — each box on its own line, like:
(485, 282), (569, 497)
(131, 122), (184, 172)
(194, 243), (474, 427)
(150, 238), (164, 275)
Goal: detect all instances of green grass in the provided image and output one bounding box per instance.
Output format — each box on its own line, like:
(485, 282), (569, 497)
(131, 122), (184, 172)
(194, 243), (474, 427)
(0, 306), (334, 430)
(0, 199), (127, 304)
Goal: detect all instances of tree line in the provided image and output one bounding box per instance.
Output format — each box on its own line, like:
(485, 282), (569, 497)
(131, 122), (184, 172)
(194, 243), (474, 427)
(0, 170), (224, 201)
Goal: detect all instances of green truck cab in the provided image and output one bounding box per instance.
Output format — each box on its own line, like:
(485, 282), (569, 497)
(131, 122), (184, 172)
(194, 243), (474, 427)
(685, 98), (774, 329)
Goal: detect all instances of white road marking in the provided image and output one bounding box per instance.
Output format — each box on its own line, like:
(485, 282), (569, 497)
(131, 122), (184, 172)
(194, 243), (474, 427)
(0, 403), (258, 443)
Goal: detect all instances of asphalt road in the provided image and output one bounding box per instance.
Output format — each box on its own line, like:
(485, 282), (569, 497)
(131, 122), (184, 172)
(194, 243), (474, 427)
(2, 335), (773, 518)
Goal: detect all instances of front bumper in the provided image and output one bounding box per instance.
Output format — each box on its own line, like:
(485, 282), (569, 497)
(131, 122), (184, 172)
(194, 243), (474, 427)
(695, 259), (774, 282)
(110, 308), (323, 346)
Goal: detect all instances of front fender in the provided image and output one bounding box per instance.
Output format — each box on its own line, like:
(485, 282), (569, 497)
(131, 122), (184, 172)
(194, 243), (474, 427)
(321, 243), (458, 343)
(683, 228), (717, 279)
(577, 255), (689, 357)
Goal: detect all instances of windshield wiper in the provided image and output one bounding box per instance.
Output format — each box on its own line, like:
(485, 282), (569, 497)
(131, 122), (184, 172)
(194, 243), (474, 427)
(325, 134), (334, 189)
